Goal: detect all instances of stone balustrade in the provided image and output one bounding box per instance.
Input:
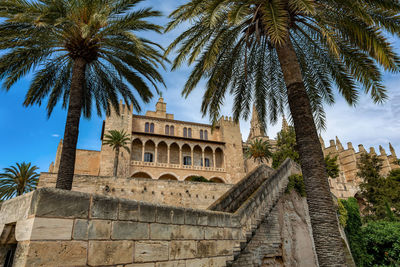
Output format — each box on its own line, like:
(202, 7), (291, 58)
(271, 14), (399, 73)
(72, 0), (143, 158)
(131, 160), (226, 172)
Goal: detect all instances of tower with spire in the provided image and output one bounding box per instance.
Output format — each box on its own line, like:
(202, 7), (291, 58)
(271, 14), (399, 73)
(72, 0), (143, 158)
(247, 105), (268, 141)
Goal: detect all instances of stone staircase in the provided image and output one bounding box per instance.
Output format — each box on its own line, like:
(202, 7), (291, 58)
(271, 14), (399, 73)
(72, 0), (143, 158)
(208, 159), (302, 266)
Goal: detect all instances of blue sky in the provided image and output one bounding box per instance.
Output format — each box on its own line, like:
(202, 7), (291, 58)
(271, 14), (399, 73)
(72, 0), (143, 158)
(0, 0), (399, 173)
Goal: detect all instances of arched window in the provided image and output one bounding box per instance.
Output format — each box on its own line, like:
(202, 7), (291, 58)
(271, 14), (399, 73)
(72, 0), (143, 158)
(188, 128), (192, 138)
(145, 122), (149, 132)
(170, 126), (174, 136)
(165, 125), (169, 135)
(200, 130), (203, 140)
(204, 130), (208, 140)
(183, 127), (187, 137)
(205, 158), (210, 167)
(150, 123), (154, 133)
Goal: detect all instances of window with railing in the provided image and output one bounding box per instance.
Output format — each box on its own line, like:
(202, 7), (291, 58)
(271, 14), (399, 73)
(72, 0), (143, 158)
(144, 152), (153, 162)
(183, 156), (191, 165)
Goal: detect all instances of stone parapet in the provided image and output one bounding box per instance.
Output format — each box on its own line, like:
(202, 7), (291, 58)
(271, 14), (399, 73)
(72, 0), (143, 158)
(38, 173), (232, 209)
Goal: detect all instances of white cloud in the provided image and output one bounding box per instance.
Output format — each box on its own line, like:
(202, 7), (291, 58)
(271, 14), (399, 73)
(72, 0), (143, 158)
(51, 134), (60, 138)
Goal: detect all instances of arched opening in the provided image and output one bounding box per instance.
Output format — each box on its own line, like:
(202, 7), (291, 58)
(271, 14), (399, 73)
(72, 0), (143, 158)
(157, 141), (168, 163)
(170, 143), (180, 164)
(131, 172), (152, 179)
(131, 139), (142, 161)
(170, 126), (175, 136)
(215, 148), (224, 168)
(204, 146), (213, 167)
(204, 130), (208, 140)
(159, 174), (178, 181)
(210, 177), (225, 183)
(182, 144), (191, 165)
(185, 175), (209, 182)
(183, 127), (187, 137)
(188, 128), (192, 138)
(150, 123), (155, 133)
(193, 145), (202, 166)
(145, 122), (149, 132)
(200, 130), (203, 139)
(144, 140), (155, 162)
(165, 125), (169, 135)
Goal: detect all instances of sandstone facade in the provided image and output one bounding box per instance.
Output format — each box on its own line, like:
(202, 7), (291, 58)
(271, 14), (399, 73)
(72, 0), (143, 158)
(46, 98), (399, 199)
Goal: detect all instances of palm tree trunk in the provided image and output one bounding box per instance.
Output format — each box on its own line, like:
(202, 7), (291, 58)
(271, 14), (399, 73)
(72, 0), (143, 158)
(56, 57), (86, 190)
(276, 37), (346, 266)
(113, 147), (120, 177)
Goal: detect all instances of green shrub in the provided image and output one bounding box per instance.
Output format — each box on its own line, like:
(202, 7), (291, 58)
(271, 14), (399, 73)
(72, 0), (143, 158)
(286, 174), (306, 197)
(341, 198), (371, 267)
(362, 220), (400, 266)
(338, 199), (348, 227)
(186, 176), (211, 183)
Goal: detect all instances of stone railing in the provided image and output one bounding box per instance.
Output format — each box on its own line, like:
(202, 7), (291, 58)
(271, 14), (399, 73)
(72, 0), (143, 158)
(209, 159), (301, 264)
(131, 160), (225, 172)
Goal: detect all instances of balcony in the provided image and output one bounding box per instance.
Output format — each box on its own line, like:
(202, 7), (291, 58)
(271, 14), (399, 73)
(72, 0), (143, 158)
(130, 161), (225, 172)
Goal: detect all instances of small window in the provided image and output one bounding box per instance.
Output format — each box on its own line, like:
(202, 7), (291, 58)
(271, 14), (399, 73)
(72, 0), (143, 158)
(183, 127), (187, 138)
(205, 158), (210, 167)
(200, 130), (203, 140)
(144, 152), (153, 162)
(204, 130), (208, 140)
(150, 123), (154, 133)
(188, 128), (192, 138)
(170, 126), (174, 136)
(183, 156), (191, 166)
(165, 125), (169, 135)
(145, 122), (149, 133)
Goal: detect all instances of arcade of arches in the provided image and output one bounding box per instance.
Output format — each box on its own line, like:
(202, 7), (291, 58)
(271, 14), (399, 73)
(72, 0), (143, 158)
(131, 138), (225, 169)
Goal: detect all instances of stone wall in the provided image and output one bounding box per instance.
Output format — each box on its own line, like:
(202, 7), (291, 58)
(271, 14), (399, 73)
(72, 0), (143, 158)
(38, 173), (232, 210)
(0, 188), (242, 266)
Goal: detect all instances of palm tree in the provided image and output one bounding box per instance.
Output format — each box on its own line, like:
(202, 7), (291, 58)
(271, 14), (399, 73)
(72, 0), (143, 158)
(0, 0), (165, 190)
(165, 1), (400, 265)
(103, 129), (130, 176)
(245, 138), (272, 164)
(0, 162), (39, 200)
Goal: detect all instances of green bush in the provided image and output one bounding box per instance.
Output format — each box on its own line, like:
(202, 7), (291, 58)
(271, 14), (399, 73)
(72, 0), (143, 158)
(286, 174), (306, 197)
(338, 199), (348, 227)
(185, 176), (211, 183)
(341, 198), (371, 267)
(362, 220), (400, 266)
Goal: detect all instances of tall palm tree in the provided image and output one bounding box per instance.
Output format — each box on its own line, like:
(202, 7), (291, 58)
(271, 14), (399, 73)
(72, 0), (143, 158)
(103, 129), (130, 176)
(0, 162), (39, 200)
(245, 138), (272, 164)
(0, 0), (165, 190)
(165, 1), (400, 265)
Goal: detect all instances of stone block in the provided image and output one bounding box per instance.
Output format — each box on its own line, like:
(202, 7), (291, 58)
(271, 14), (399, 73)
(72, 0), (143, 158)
(179, 225), (204, 240)
(150, 223), (173, 240)
(24, 241), (87, 266)
(139, 202), (156, 222)
(32, 188), (90, 218)
(134, 241), (169, 262)
(184, 209), (198, 225)
(126, 263), (155, 267)
(112, 221), (149, 240)
(15, 218), (34, 241)
(72, 219), (88, 240)
(0, 192), (33, 224)
(88, 220), (112, 239)
(197, 240), (234, 257)
(88, 240), (134, 265)
(185, 256), (227, 267)
(119, 199), (139, 221)
(169, 241), (197, 260)
(156, 206), (184, 224)
(90, 195), (119, 219)
(28, 217), (74, 240)
(156, 260), (185, 267)
(204, 227), (224, 240)
(196, 211), (208, 226)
